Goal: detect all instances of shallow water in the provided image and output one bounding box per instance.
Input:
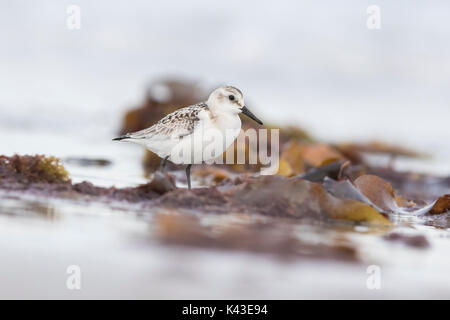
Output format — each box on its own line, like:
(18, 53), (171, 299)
(1, 177), (450, 299)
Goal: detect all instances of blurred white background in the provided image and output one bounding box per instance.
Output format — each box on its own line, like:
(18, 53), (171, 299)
(1, 0), (449, 173)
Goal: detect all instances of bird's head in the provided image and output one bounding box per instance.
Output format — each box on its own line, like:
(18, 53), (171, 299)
(207, 86), (263, 125)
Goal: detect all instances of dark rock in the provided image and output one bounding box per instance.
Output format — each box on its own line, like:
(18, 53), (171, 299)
(73, 181), (100, 196)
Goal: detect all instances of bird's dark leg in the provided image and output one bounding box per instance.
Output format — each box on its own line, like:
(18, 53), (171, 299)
(159, 156), (169, 172)
(185, 164), (192, 189)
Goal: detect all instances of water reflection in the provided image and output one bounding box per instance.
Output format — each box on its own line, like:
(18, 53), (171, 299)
(0, 196), (57, 220)
(0, 188), (449, 298)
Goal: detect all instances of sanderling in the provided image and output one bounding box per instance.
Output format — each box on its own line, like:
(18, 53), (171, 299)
(113, 86), (263, 189)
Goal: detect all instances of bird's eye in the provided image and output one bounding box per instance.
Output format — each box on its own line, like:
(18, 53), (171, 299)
(228, 95), (235, 101)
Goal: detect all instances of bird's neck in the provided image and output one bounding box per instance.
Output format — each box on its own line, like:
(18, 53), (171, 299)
(206, 102), (241, 131)
(207, 101), (238, 118)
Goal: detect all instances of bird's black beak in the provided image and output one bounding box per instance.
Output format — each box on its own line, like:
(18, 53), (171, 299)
(241, 106), (263, 125)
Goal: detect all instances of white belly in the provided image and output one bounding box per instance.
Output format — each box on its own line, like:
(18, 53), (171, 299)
(167, 114), (241, 164)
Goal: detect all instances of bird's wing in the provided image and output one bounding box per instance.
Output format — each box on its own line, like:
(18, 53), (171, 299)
(122, 103), (209, 141)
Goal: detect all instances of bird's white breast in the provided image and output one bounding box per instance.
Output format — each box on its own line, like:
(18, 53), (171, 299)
(168, 111), (242, 164)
